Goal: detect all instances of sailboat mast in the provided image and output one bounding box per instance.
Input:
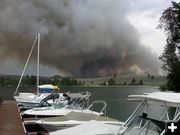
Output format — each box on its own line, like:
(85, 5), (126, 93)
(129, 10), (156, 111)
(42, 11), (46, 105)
(14, 36), (38, 96)
(37, 33), (40, 95)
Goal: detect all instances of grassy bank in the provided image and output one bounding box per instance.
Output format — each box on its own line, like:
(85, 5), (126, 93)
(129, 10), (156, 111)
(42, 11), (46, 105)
(77, 75), (166, 86)
(0, 74), (166, 87)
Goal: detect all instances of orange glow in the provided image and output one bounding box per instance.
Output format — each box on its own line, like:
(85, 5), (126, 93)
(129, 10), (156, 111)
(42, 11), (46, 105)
(130, 64), (144, 75)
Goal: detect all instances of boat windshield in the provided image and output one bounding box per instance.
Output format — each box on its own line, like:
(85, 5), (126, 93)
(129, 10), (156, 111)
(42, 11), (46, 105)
(123, 100), (177, 135)
(53, 103), (66, 109)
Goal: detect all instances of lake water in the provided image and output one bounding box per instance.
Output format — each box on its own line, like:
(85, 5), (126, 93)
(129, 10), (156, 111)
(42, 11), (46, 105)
(0, 85), (160, 121)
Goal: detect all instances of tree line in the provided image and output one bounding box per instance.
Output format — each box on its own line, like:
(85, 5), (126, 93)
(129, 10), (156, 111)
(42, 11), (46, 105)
(100, 78), (144, 86)
(159, 1), (180, 91)
(0, 75), (153, 86)
(0, 76), (81, 86)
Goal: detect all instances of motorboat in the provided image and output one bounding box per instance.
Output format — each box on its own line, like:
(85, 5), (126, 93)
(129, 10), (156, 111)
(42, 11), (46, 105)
(22, 91), (93, 118)
(50, 120), (127, 135)
(49, 92), (180, 135)
(123, 91), (180, 135)
(36, 112), (122, 131)
(35, 100), (119, 131)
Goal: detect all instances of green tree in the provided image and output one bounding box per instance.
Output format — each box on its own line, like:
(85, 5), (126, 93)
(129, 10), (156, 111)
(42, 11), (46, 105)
(23, 75), (30, 85)
(139, 80), (143, 85)
(159, 1), (180, 91)
(78, 80), (82, 84)
(123, 82), (127, 85)
(0, 77), (5, 86)
(30, 76), (36, 85)
(60, 78), (79, 85)
(151, 75), (155, 80)
(108, 78), (116, 85)
(131, 78), (136, 85)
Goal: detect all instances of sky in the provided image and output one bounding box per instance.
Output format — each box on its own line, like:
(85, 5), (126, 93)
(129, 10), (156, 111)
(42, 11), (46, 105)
(126, 0), (178, 55)
(0, 0), (178, 77)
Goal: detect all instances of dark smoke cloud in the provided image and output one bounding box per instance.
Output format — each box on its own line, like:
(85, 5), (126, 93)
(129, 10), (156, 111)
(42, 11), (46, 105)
(0, 0), (161, 77)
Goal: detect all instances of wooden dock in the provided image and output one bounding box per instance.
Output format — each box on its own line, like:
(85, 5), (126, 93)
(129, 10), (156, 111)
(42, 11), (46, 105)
(0, 100), (26, 135)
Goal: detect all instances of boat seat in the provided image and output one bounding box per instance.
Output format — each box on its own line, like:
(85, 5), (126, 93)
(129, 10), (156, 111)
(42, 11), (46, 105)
(139, 113), (165, 131)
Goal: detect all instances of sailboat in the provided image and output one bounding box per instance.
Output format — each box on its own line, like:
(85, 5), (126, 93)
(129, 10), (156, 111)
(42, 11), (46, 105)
(15, 84), (60, 109)
(14, 33), (58, 108)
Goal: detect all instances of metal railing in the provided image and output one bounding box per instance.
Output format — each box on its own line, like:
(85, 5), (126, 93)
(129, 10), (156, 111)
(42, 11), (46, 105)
(87, 100), (107, 119)
(116, 99), (146, 135)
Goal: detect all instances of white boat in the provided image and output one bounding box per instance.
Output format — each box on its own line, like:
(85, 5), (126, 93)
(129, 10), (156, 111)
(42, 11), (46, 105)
(22, 92), (94, 118)
(14, 33), (45, 106)
(49, 92), (180, 135)
(123, 92), (180, 135)
(35, 100), (118, 131)
(14, 84), (60, 109)
(14, 92), (51, 108)
(50, 120), (127, 135)
(36, 112), (124, 131)
(14, 34), (62, 109)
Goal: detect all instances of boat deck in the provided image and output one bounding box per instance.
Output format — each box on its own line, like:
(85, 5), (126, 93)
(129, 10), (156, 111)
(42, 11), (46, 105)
(0, 100), (26, 135)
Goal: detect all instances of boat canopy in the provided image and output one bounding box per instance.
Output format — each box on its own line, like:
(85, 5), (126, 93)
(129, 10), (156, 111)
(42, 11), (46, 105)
(38, 84), (59, 92)
(50, 120), (126, 135)
(128, 92), (180, 107)
(38, 93), (60, 107)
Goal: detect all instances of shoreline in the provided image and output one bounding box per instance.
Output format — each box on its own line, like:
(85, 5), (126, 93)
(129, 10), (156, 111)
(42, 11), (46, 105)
(63, 85), (159, 88)
(0, 84), (159, 89)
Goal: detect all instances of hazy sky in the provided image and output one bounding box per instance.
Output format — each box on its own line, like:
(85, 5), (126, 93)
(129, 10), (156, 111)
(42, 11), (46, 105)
(0, 0), (178, 76)
(126, 0), (179, 55)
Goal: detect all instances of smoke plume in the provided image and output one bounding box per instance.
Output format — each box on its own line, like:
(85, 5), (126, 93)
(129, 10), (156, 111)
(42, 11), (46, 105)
(0, 0), (161, 77)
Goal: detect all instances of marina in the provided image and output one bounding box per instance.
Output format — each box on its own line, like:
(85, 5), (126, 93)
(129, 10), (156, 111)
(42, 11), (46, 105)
(1, 88), (180, 135)
(0, 0), (180, 134)
(0, 86), (157, 135)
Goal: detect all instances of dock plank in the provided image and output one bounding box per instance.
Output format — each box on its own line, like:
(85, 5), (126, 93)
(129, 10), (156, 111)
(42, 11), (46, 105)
(0, 100), (26, 135)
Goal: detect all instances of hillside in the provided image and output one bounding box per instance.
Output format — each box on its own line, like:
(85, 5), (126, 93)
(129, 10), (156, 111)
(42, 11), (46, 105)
(0, 74), (166, 87)
(77, 75), (166, 86)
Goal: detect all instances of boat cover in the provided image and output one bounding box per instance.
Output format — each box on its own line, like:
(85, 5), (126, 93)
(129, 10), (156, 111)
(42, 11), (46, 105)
(128, 92), (180, 107)
(38, 84), (59, 92)
(38, 93), (60, 107)
(50, 120), (126, 135)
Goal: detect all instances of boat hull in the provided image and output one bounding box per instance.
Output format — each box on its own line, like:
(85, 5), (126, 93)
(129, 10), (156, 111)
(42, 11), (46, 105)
(39, 123), (79, 131)
(37, 121), (122, 132)
(23, 108), (102, 118)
